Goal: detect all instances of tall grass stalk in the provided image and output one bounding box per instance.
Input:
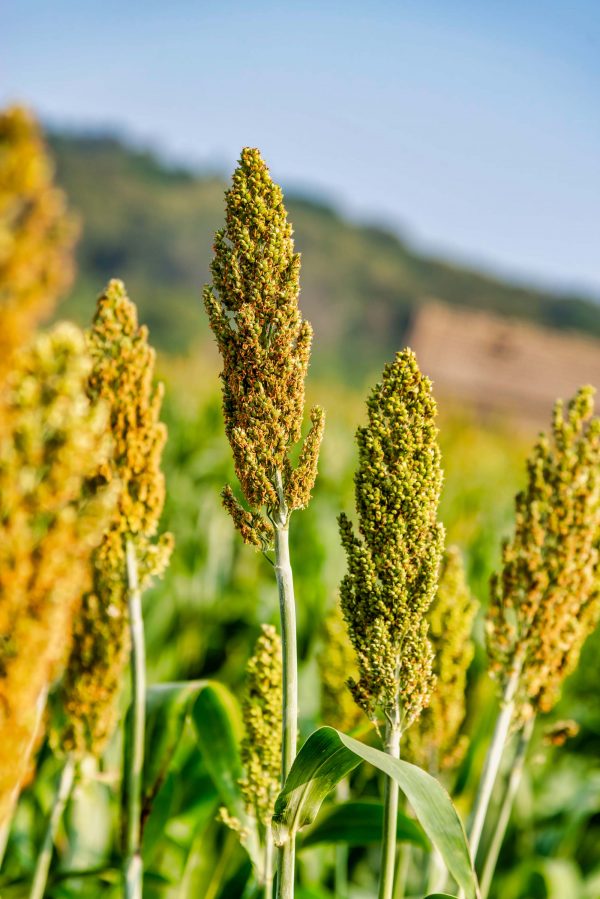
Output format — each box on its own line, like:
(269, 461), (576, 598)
(467, 665), (520, 861)
(480, 718), (534, 899)
(379, 720), (401, 899)
(29, 757), (75, 899)
(274, 520), (297, 899)
(124, 540), (146, 899)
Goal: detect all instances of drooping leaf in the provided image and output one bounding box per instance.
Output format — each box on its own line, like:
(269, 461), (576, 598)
(272, 727), (479, 899)
(301, 799), (428, 850)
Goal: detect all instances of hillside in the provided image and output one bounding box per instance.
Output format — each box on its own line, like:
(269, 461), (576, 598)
(50, 132), (600, 380)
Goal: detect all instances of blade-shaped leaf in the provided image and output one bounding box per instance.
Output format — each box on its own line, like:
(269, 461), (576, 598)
(192, 682), (261, 869)
(425, 894), (460, 898)
(272, 727), (479, 899)
(301, 799), (429, 850)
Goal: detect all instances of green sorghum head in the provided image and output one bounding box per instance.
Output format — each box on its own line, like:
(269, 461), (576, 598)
(58, 280), (173, 758)
(339, 349), (444, 732)
(405, 547), (478, 772)
(204, 148), (324, 546)
(487, 386), (600, 720)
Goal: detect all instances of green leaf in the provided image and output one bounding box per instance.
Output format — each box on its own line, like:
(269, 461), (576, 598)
(143, 680), (206, 801)
(140, 679), (208, 860)
(425, 895), (460, 898)
(192, 682), (261, 869)
(301, 799), (428, 850)
(272, 727), (479, 899)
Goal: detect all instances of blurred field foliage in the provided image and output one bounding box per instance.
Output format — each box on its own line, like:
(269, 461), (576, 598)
(43, 350), (593, 899)
(2, 112), (600, 899)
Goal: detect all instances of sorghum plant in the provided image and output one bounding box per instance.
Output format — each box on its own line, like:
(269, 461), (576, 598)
(469, 386), (600, 890)
(38, 281), (173, 899)
(205, 148), (324, 897)
(0, 106), (77, 374)
(0, 324), (113, 852)
(339, 349), (444, 899)
(220, 624), (282, 896)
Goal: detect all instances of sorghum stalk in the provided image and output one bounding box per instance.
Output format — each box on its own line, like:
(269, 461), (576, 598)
(479, 717), (534, 899)
(339, 350), (444, 899)
(465, 663), (520, 863)
(318, 607), (362, 898)
(205, 148), (324, 899)
(274, 521), (297, 896)
(53, 281), (171, 897)
(380, 719), (401, 899)
(124, 540), (145, 899)
(28, 757), (76, 899)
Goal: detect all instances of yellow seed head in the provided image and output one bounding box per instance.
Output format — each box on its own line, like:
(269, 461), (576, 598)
(0, 105), (78, 374)
(204, 148), (324, 545)
(0, 324), (112, 824)
(487, 386), (600, 719)
(58, 281), (173, 757)
(238, 624), (283, 827)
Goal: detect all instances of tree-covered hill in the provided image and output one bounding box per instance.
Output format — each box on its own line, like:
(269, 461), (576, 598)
(50, 132), (600, 380)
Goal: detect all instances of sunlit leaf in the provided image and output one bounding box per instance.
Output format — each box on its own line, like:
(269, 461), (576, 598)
(272, 727), (479, 899)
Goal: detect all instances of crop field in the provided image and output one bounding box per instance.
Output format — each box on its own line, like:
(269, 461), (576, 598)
(1, 105), (599, 899)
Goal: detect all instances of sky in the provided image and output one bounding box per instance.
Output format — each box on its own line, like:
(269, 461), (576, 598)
(3, 0), (599, 296)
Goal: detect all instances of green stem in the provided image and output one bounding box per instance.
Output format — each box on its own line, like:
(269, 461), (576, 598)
(480, 718), (534, 899)
(274, 514), (298, 899)
(378, 719), (401, 899)
(467, 667), (520, 860)
(29, 756), (75, 899)
(124, 539), (146, 899)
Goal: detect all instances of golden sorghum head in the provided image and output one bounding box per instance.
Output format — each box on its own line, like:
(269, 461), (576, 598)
(220, 624), (282, 846)
(0, 323), (112, 825)
(239, 624), (283, 827)
(204, 148), (324, 546)
(487, 386), (600, 720)
(58, 280), (173, 757)
(405, 547), (478, 773)
(0, 105), (78, 373)
(339, 349), (444, 732)
(318, 603), (364, 734)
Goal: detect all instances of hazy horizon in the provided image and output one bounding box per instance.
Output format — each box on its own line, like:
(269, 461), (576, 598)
(5, 0), (599, 297)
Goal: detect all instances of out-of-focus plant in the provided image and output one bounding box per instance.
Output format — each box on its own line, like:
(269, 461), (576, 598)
(204, 147), (324, 898)
(29, 281), (173, 899)
(469, 386), (600, 896)
(338, 349), (445, 899)
(220, 624), (282, 896)
(0, 105), (78, 374)
(405, 546), (478, 776)
(0, 323), (113, 856)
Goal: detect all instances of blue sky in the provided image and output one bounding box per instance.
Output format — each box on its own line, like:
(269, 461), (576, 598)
(3, 0), (599, 295)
